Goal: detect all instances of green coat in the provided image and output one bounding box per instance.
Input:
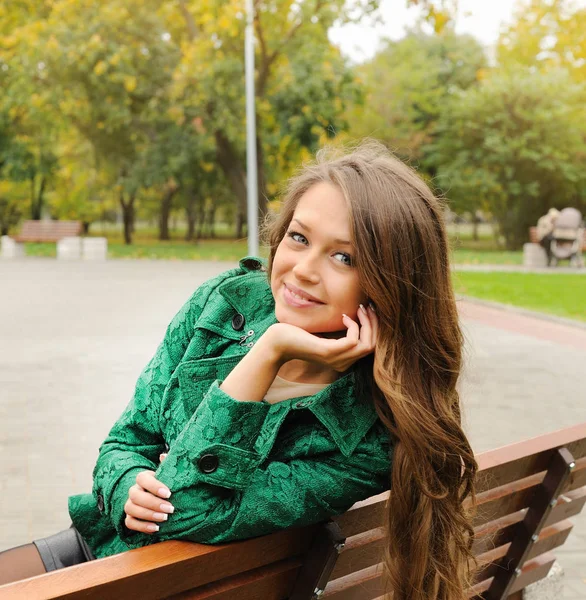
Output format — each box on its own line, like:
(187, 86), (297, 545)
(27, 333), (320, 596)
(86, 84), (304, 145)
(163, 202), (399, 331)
(69, 257), (393, 559)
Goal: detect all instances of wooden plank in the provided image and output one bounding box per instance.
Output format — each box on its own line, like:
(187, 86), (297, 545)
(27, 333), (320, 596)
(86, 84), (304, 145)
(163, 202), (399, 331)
(475, 427), (586, 494)
(472, 520), (572, 584)
(330, 528), (385, 580)
(332, 493), (387, 538)
(332, 434), (586, 543)
(0, 527), (315, 600)
(470, 462), (585, 531)
(322, 564), (385, 600)
(473, 483), (585, 548)
(509, 553), (556, 594)
(166, 557), (302, 600)
(14, 220), (82, 243)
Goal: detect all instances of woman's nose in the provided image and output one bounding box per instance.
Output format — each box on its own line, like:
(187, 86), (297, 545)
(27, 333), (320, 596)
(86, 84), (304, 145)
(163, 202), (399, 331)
(292, 254), (320, 282)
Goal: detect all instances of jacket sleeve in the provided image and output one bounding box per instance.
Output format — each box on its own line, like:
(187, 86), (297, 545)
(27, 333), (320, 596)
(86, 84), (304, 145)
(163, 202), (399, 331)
(91, 273), (230, 538)
(119, 381), (393, 548)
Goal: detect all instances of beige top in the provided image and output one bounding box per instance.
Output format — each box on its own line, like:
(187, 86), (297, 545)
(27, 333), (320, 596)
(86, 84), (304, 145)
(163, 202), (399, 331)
(264, 375), (329, 404)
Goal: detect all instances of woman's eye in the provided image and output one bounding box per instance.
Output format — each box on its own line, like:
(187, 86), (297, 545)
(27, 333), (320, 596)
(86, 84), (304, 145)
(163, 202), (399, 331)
(287, 231), (307, 245)
(334, 252), (353, 266)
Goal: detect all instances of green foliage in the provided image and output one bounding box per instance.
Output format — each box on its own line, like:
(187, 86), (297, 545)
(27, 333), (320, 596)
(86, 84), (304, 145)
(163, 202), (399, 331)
(497, 0), (586, 81)
(429, 68), (586, 249)
(347, 30), (486, 170)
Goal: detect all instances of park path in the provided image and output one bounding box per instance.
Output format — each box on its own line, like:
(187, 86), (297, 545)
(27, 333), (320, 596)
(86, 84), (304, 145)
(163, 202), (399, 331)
(0, 258), (584, 596)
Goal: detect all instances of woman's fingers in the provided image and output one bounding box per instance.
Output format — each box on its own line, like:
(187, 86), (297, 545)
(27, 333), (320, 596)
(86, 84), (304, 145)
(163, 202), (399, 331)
(136, 470), (172, 499)
(342, 313), (360, 345)
(128, 484), (174, 515)
(125, 497), (169, 523)
(124, 471), (175, 534)
(355, 304), (373, 349)
(124, 514), (161, 534)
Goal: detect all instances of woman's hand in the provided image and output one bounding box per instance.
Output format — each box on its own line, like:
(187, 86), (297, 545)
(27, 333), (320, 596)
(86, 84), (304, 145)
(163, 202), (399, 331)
(265, 303), (378, 373)
(124, 470), (175, 534)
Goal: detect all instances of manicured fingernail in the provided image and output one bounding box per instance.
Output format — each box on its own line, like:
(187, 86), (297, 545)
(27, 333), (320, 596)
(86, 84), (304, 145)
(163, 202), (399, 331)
(368, 302), (376, 312)
(160, 503), (174, 514)
(153, 512), (168, 521)
(359, 304), (365, 312)
(158, 488), (171, 498)
(147, 524), (159, 532)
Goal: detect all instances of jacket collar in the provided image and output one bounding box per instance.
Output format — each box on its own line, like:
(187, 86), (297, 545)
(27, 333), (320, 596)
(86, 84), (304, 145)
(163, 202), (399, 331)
(216, 259), (379, 457)
(305, 368), (380, 457)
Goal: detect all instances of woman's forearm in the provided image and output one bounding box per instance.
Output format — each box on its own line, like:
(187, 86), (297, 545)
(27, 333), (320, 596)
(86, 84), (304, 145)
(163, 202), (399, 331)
(219, 333), (283, 402)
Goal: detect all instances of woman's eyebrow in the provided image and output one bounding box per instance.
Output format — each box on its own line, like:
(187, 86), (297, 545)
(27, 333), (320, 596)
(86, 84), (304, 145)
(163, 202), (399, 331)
(291, 218), (352, 246)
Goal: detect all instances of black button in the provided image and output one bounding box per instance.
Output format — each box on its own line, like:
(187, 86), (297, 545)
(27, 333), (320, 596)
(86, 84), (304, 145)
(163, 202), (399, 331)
(231, 313), (245, 331)
(198, 454), (219, 474)
(97, 493), (105, 513)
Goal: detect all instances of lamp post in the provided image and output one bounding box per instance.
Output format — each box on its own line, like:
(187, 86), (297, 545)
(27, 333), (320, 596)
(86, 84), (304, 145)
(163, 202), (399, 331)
(245, 0), (258, 256)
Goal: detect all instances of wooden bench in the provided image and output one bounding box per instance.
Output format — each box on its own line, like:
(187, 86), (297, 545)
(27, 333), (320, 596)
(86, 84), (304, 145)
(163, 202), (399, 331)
(1, 422), (584, 600)
(529, 226), (586, 251)
(12, 220), (83, 243)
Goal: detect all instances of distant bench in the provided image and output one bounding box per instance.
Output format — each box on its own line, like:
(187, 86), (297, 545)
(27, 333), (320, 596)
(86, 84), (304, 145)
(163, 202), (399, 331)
(1, 220), (107, 259)
(529, 226), (586, 250)
(1, 422), (584, 600)
(13, 220), (83, 242)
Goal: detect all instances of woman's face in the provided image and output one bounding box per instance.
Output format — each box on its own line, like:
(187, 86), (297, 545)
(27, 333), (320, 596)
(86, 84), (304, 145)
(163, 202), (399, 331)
(271, 182), (368, 333)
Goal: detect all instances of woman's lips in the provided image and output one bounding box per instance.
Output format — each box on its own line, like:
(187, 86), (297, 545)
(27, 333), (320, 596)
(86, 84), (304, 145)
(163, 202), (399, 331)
(283, 283), (323, 308)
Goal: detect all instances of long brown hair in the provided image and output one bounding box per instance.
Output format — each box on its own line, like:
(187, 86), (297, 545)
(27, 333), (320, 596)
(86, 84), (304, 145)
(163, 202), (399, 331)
(263, 139), (479, 599)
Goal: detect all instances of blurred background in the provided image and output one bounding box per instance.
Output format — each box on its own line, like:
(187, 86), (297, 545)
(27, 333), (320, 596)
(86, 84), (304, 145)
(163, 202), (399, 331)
(1, 0), (585, 319)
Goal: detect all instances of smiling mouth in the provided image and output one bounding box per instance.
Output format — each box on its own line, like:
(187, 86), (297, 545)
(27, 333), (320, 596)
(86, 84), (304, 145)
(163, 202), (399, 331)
(283, 283), (324, 307)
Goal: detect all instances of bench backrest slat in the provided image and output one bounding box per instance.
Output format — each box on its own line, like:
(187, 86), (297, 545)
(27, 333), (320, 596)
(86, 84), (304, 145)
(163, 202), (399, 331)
(14, 220), (82, 243)
(166, 558), (302, 600)
(0, 529), (314, 600)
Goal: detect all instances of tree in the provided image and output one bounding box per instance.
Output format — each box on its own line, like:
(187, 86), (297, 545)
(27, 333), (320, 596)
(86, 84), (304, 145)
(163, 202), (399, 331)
(497, 0), (586, 81)
(165, 0), (378, 237)
(2, 0), (181, 243)
(347, 30), (486, 171)
(429, 68), (586, 250)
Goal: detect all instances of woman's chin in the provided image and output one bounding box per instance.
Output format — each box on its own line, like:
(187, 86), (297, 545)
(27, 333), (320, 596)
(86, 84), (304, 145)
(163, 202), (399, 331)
(275, 308), (342, 334)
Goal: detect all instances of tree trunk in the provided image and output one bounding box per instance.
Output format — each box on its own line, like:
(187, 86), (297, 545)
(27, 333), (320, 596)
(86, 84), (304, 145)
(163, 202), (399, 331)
(30, 175), (46, 220)
(159, 185), (178, 241)
(472, 213), (479, 242)
(207, 206), (216, 238)
(196, 200), (205, 239)
(184, 186), (197, 242)
(83, 222), (90, 234)
(215, 130), (247, 239)
(120, 191), (136, 245)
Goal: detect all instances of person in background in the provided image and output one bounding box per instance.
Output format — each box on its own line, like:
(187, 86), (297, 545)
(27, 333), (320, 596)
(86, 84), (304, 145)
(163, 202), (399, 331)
(536, 208), (560, 266)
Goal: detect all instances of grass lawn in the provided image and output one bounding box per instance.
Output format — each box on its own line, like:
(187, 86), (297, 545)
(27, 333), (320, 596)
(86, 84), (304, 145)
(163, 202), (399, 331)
(22, 237), (261, 261)
(453, 271), (586, 323)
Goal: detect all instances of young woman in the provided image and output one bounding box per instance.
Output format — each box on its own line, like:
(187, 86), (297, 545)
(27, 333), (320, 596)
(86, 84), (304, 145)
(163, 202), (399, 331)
(0, 140), (479, 600)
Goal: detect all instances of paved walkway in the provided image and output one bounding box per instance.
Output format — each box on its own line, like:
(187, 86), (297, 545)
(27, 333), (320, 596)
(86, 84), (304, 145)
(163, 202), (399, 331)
(0, 258), (584, 596)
